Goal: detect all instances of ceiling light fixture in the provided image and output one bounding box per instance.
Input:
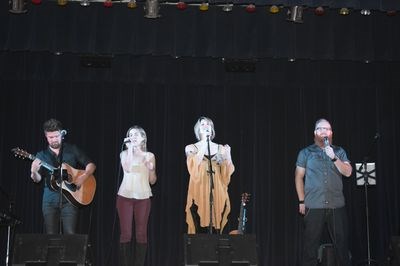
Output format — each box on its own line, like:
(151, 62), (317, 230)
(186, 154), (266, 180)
(144, 0), (161, 18)
(9, 0), (27, 13)
(287, 6), (303, 23)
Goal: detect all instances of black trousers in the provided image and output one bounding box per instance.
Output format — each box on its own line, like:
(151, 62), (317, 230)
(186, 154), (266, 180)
(302, 207), (351, 266)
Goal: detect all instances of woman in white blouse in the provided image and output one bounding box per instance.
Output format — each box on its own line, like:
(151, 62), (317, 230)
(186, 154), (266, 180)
(117, 125), (157, 266)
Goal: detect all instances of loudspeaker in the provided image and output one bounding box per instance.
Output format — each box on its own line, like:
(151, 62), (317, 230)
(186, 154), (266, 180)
(12, 234), (88, 266)
(184, 234), (258, 266)
(389, 236), (400, 266)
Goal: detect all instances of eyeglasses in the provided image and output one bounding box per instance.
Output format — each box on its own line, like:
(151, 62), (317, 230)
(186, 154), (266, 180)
(315, 127), (331, 131)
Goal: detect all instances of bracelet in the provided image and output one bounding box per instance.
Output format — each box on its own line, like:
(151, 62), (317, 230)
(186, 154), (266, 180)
(331, 156), (337, 162)
(299, 200), (304, 204)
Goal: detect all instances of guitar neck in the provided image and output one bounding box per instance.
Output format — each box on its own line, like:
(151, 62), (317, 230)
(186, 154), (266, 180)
(237, 203), (247, 233)
(27, 154), (56, 173)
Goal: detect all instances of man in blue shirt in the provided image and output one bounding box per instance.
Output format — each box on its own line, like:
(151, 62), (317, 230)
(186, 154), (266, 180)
(295, 118), (352, 266)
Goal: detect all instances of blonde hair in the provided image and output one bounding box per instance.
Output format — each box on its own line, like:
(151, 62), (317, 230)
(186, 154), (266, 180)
(194, 116), (215, 141)
(126, 125), (147, 151)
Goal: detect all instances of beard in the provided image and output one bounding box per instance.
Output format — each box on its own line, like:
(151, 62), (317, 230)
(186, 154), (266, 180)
(49, 142), (61, 149)
(315, 135), (332, 146)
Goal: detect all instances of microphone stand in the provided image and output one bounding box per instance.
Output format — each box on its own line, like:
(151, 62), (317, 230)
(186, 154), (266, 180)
(0, 186), (21, 266)
(206, 136), (215, 234)
(57, 138), (65, 235)
(357, 134), (379, 266)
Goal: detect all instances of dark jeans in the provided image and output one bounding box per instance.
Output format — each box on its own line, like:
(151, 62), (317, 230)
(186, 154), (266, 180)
(42, 190), (78, 234)
(302, 207), (351, 266)
(116, 195), (151, 244)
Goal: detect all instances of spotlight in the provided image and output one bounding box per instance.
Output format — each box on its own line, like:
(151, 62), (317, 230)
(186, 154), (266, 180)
(269, 5), (279, 14)
(103, 0), (112, 7)
(287, 6), (303, 23)
(360, 9), (371, 16)
(199, 2), (208, 11)
(222, 3), (232, 12)
(339, 7), (350, 15)
(386, 10), (396, 16)
(80, 0), (90, 6)
(127, 0), (136, 8)
(245, 4), (256, 13)
(57, 0), (67, 6)
(314, 6), (324, 16)
(176, 1), (187, 10)
(144, 0), (161, 18)
(9, 0), (27, 13)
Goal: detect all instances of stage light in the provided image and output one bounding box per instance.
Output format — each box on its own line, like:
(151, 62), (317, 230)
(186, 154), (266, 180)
(127, 0), (136, 8)
(104, 0), (112, 7)
(222, 4), (232, 12)
(386, 10), (396, 16)
(57, 0), (67, 6)
(176, 1), (187, 10)
(199, 2), (208, 11)
(287, 6), (303, 23)
(144, 0), (161, 18)
(269, 5), (279, 14)
(314, 6), (324, 16)
(339, 7), (349, 15)
(245, 4), (256, 13)
(31, 0), (41, 5)
(9, 0), (27, 13)
(80, 0), (90, 6)
(360, 9), (371, 16)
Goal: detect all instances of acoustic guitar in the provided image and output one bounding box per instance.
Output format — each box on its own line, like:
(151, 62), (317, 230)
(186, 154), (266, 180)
(230, 192), (250, 235)
(12, 147), (96, 208)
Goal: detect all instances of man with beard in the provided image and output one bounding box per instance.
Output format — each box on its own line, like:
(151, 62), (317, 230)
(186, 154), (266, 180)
(295, 118), (352, 266)
(30, 118), (96, 234)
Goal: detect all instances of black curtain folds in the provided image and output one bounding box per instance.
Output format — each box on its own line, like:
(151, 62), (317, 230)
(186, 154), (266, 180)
(1, 2), (400, 62)
(1, 2), (400, 266)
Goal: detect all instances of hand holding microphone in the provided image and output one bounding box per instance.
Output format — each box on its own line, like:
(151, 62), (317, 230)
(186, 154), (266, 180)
(323, 137), (329, 147)
(323, 137), (336, 161)
(124, 137), (133, 149)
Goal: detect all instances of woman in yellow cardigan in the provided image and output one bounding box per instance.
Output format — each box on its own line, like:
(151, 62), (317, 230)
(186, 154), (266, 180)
(185, 116), (234, 234)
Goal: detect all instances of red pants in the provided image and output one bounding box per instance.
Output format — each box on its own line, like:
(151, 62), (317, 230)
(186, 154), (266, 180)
(116, 195), (151, 244)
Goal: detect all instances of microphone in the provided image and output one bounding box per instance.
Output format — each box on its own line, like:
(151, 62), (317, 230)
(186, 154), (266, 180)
(124, 137), (130, 144)
(60, 130), (67, 136)
(323, 137), (330, 147)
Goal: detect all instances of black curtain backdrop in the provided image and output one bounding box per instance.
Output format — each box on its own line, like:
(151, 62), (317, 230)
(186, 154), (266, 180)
(1, 2), (400, 266)
(2, 2), (400, 62)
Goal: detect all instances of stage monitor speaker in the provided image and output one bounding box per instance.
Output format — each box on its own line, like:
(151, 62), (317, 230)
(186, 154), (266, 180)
(389, 236), (400, 266)
(12, 234), (88, 266)
(184, 234), (258, 266)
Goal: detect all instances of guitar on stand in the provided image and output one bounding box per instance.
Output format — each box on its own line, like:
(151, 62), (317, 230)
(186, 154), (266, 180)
(11, 147), (96, 208)
(230, 192), (250, 235)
